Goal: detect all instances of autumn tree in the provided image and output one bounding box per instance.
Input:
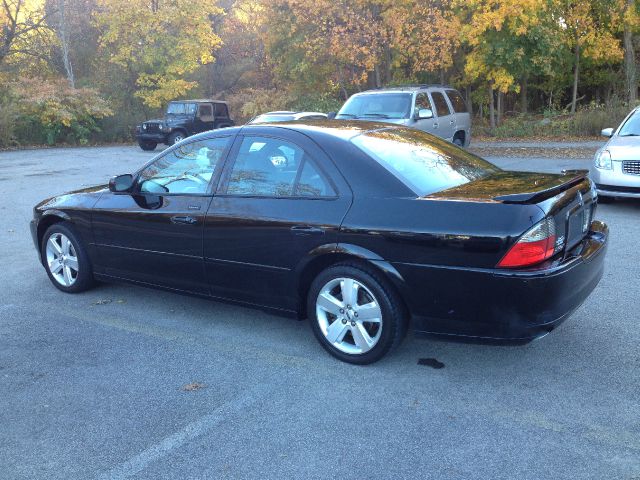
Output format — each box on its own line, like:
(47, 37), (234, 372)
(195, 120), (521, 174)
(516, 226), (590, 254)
(0, 0), (52, 67)
(94, 0), (223, 108)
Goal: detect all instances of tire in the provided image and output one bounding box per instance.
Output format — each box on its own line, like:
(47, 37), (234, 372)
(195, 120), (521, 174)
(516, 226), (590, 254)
(168, 131), (185, 145)
(307, 263), (407, 364)
(138, 140), (157, 151)
(453, 136), (464, 147)
(41, 222), (95, 293)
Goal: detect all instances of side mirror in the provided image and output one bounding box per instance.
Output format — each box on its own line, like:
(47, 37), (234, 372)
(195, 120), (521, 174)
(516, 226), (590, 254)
(415, 108), (433, 120)
(327, 112), (337, 120)
(109, 174), (134, 193)
(601, 127), (614, 138)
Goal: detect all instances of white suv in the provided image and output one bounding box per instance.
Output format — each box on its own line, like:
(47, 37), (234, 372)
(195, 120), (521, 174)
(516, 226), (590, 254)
(334, 85), (471, 147)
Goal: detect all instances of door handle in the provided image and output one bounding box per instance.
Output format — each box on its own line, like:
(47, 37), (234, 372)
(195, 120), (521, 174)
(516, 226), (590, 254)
(450, 120), (455, 125)
(290, 225), (325, 235)
(171, 215), (198, 225)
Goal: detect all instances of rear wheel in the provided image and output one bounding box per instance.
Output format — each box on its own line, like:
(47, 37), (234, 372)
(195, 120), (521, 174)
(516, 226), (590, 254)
(41, 223), (95, 293)
(138, 140), (157, 151)
(453, 135), (464, 147)
(308, 264), (407, 364)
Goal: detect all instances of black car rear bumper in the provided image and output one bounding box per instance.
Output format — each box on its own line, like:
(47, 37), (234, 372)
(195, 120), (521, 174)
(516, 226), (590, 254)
(397, 221), (608, 342)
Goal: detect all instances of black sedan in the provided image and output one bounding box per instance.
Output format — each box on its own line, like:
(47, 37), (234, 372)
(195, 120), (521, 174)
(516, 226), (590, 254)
(30, 121), (608, 364)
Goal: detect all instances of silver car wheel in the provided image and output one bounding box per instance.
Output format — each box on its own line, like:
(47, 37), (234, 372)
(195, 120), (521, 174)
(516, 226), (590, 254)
(316, 277), (383, 355)
(172, 134), (184, 143)
(45, 233), (79, 287)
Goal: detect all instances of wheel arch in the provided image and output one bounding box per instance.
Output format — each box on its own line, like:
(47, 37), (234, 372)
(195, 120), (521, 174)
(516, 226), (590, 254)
(36, 211), (72, 263)
(295, 243), (411, 320)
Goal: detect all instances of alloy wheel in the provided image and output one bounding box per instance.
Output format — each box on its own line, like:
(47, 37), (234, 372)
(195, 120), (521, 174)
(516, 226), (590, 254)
(315, 277), (383, 355)
(45, 233), (79, 287)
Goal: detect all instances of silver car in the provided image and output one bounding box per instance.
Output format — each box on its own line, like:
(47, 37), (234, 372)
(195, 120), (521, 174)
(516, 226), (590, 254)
(334, 85), (471, 147)
(248, 111), (327, 124)
(591, 107), (640, 199)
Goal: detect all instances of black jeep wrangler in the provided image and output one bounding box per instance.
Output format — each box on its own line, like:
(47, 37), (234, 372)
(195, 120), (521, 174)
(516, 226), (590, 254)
(135, 100), (235, 151)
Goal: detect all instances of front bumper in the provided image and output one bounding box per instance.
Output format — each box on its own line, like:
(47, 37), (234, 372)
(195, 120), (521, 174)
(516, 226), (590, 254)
(136, 133), (167, 143)
(591, 161), (640, 198)
(397, 221), (608, 342)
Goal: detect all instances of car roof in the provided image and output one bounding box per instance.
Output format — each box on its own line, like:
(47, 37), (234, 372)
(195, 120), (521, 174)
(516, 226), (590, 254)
(169, 99), (227, 104)
(258, 111), (327, 117)
(353, 85), (455, 95)
(240, 119), (397, 140)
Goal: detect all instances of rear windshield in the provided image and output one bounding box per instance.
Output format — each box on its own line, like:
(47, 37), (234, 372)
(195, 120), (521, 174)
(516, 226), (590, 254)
(351, 128), (499, 196)
(337, 93), (412, 120)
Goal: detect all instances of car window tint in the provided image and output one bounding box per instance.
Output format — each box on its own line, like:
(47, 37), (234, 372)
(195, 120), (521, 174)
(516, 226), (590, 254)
(138, 137), (230, 195)
(186, 103), (197, 115)
(446, 90), (468, 113)
(296, 159), (335, 197)
(415, 93), (432, 111)
(214, 103), (228, 117)
(227, 136), (332, 197)
(430, 92), (451, 117)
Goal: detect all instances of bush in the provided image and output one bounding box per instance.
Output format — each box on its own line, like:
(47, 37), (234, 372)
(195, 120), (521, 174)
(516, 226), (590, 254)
(481, 102), (633, 138)
(11, 77), (113, 145)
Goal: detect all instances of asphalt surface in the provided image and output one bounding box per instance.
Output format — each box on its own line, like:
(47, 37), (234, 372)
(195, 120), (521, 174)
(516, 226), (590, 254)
(1, 142), (639, 480)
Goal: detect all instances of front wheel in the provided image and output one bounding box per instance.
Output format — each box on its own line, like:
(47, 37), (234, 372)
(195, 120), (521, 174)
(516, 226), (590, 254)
(41, 223), (95, 293)
(168, 131), (185, 145)
(138, 140), (157, 151)
(307, 264), (407, 364)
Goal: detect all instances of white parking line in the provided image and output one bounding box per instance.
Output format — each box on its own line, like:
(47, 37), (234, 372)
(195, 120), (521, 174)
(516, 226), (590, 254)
(98, 388), (265, 480)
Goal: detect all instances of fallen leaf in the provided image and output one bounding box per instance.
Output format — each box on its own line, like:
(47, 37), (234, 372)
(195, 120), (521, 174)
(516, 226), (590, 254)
(92, 299), (112, 305)
(182, 382), (206, 392)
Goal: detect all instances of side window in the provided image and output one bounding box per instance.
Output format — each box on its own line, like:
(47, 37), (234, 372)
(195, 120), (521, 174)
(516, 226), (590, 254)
(446, 90), (468, 113)
(296, 159), (335, 196)
(415, 93), (432, 112)
(214, 103), (228, 118)
(138, 136), (230, 195)
(186, 103), (197, 115)
(430, 92), (451, 117)
(226, 136), (334, 197)
(198, 104), (214, 122)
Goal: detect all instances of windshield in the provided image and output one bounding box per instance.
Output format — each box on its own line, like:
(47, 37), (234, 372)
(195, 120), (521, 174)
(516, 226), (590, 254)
(166, 102), (196, 115)
(618, 109), (640, 136)
(337, 93), (412, 120)
(351, 128), (499, 196)
(251, 114), (295, 123)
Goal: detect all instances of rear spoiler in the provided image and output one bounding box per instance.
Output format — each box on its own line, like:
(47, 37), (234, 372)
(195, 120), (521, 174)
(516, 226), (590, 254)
(493, 170), (589, 204)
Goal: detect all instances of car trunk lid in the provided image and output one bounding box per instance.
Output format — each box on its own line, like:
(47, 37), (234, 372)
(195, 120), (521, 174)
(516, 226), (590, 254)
(426, 170), (597, 257)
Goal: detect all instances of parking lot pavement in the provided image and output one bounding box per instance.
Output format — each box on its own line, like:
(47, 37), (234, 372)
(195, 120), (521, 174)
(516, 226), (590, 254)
(1, 144), (639, 480)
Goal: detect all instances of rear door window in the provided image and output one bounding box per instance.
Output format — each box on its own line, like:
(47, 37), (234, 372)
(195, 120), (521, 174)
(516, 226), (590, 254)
(430, 92), (451, 117)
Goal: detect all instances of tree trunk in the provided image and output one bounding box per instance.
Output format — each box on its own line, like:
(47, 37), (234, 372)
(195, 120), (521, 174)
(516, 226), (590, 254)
(571, 43), (580, 114)
(497, 91), (503, 126)
(56, 0), (75, 88)
(520, 76), (528, 113)
(488, 86), (496, 130)
(624, 0), (637, 105)
(465, 85), (473, 115)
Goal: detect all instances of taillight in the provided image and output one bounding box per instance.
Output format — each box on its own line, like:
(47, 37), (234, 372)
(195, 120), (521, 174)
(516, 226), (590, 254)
(498, 218), (557, 268)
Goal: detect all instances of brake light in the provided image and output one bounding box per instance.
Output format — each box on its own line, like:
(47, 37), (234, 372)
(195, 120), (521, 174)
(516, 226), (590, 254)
(498, 218), (557, 268)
